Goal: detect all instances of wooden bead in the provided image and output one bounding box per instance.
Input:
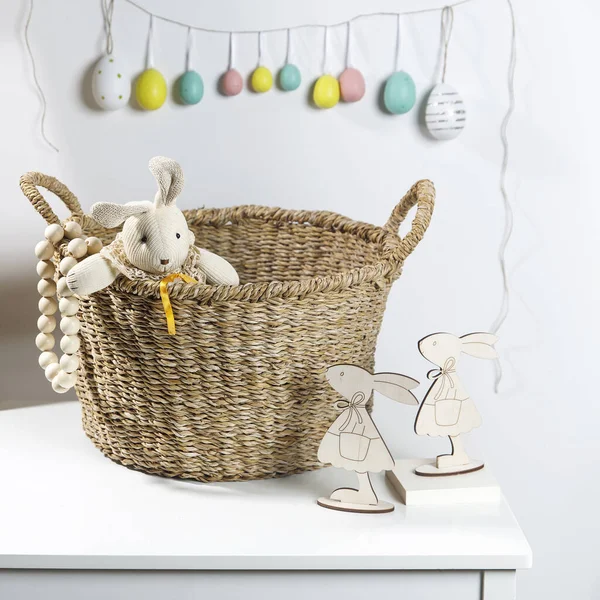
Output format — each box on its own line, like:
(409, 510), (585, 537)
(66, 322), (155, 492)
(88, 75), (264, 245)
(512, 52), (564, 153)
(86, 237), (102, 254)
(37, 278), (57, 297)
(68, 238), (88, 258)
(55, 370), (77, 389)
(64, 221), (82, 239)
(51, 378), (70, 394)
(60, 354), (79, 373)
(44, 224), (64, 243)
(39, 351), (58, 368)
(38, 297), (58, 315)
(36, 260), (55, 278)
(60, 335), (80, 354)
(57, 276), (73, 297)
(45, 363), (61, 381)
(36, 332), (55, 351)
(59, 256), (78, 275)
(60, 316), (80, 335)
(35, 240), (54, 260)
(59, 296), (79, 316)
(37, 314), (56, 333)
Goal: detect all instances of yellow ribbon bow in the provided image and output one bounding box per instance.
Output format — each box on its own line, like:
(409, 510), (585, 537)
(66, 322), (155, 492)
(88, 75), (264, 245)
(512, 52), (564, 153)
(159, 273), (197, 335)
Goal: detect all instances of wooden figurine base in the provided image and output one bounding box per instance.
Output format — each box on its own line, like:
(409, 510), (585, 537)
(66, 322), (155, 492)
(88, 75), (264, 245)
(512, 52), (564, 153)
(415, 459), (485, 477)
(317, 497), (395, 514)
(386, 458), (500, 506)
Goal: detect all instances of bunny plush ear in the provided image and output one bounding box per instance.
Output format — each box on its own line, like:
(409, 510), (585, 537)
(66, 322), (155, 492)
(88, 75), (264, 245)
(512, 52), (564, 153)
(91, 201), (152, 228)
(149, 156), (184, 207)
(460, 332), (499, 359)
(373, 373), (420, 405)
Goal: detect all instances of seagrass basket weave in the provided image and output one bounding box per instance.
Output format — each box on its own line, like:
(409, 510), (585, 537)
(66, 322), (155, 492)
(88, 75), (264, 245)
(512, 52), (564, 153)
(20, 173), (435, 482)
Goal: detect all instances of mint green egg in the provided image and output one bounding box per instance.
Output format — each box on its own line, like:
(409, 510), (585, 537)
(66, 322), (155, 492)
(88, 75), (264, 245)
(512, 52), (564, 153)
(383, 71), (416, 114)
(179, 70), (204, 105)
(279, 64), (301, 91)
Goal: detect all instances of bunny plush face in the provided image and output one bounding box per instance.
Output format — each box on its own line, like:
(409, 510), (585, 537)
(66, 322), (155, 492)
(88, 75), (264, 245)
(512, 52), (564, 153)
(91, 157), (194, 275)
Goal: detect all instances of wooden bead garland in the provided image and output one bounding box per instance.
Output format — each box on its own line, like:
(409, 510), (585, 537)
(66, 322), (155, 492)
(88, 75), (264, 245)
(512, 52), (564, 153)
(35, 222), (103, 394)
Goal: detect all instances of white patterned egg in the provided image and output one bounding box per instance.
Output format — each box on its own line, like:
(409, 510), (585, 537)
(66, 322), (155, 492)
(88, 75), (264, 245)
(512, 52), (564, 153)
(425, 83), (466, 141)
(91, 55), (130, 111)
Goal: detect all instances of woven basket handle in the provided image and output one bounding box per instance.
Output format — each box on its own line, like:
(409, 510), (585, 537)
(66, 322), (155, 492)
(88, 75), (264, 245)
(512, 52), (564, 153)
(19, 172), (83, 225)
(383, 179), (435, 263)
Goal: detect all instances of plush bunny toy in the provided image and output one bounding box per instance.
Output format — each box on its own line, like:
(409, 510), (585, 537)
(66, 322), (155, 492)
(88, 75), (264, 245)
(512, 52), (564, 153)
(66, 157), (239, 296)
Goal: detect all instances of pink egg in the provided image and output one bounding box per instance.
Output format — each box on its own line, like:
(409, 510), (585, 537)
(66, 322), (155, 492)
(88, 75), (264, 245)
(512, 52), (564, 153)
(220, 69), (243, 96)
(339, 68), (366, 103)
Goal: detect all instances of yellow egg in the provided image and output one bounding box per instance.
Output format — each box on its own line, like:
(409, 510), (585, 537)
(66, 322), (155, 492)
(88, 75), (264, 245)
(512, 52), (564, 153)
(313, 74), (340, 109)
(135, 68), (167, 110)
(251, 66), (273, 93)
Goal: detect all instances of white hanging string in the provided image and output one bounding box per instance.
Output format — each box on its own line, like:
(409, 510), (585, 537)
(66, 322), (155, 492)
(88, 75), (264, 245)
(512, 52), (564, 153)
(285, 28), (292, 64)
(440, 6), (454, 83)
(490, 0), (517, 392)
(122, 0), (475, 33)
(394, 14), (401, 72)
(345, 21), (352, 69)
(227, 32), (234, 69)
(102, 0), (115, 55)
(145, 14), (154, 69)
(185, 26), (194, 72)
(23, 0), (59, 153)
(257, 31), (263, 66)
(321, 26), (329, 73)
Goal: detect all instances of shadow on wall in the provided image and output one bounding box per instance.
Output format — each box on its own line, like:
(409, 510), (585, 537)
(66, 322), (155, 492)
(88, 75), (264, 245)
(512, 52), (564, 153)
(0, 274), (76, 410)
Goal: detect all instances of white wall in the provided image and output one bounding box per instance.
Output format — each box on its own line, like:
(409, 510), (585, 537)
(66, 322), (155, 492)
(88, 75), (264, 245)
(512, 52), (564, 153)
(2, 0), (599, 598)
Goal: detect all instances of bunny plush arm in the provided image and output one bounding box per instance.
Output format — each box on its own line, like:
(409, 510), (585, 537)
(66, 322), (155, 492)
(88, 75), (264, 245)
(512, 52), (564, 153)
(66, 157), (238, 296)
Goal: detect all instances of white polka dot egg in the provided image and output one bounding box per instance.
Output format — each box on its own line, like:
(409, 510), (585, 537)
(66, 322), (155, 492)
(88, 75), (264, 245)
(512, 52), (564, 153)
(92, 54), (131, 111)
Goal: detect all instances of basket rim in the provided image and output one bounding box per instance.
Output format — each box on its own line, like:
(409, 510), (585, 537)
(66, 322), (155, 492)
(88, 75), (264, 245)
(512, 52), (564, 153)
(110, 204), (405, 303)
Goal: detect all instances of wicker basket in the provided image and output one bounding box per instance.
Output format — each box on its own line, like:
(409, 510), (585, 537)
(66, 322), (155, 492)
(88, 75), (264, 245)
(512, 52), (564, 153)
(20, 173), (435, 482)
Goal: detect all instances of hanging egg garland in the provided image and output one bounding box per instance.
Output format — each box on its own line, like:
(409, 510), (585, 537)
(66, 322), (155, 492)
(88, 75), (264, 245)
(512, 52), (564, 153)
(383, 71), (416, 114)
(251, 66), (273, 93)
(178, 70), (204, 105)
(339, 68), (365, 103)
(425, 8), (466, 140)
(136, 68), (167, 110)
(92, 54), (130, 110)
(279, 64), (301, 91)
(314, 75), (340, 109)
(425, 83), (466, 140)
(221, 69), (243, 96)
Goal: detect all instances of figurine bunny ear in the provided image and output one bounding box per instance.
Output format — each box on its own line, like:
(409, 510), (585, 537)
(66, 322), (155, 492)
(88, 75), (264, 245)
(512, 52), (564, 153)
(149, 156), (184, 207)
(91, 201), (152, 228)
(373, 373), (420, 405)
(460, 332), (499, 359)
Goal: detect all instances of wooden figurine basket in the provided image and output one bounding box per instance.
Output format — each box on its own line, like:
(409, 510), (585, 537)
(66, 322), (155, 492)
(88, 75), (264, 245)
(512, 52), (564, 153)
(20, 173), (435, 482)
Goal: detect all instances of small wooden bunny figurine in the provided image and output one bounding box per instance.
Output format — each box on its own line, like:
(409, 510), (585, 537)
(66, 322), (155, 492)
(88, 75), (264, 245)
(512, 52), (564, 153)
(414, 332), (498, 476)
(317, 364), (419, 514)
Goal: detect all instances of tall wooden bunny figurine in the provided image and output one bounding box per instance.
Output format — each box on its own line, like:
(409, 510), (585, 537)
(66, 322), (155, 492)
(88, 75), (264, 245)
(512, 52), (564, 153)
(414, 332), (498, 476)
(317, 365), (419, 514)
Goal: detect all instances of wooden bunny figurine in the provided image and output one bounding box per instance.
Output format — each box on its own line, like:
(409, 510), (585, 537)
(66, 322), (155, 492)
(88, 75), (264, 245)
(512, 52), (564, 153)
(414, 332), (498, 476)
(66, 156), (239, 297)
(317, 364), (419, 514)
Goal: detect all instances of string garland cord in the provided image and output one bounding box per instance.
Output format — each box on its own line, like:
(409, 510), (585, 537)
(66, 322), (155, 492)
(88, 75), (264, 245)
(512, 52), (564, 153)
(228, 31), (234, 69)
(257, 30), (263, 67)
(321, 25), (328, 73)
(121, 0), (475, 34)
(146, 13), (155, 69)
(440, 6), (454, 83)
(345, 21), (352, 68)
(23, 0), (59, 153)
(285, 28), (292, 64)
(102, 0), (115, 55)
(490, 0), (517, 392)
(185, 26), (194, 71)
(394, 14), (401, 72)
